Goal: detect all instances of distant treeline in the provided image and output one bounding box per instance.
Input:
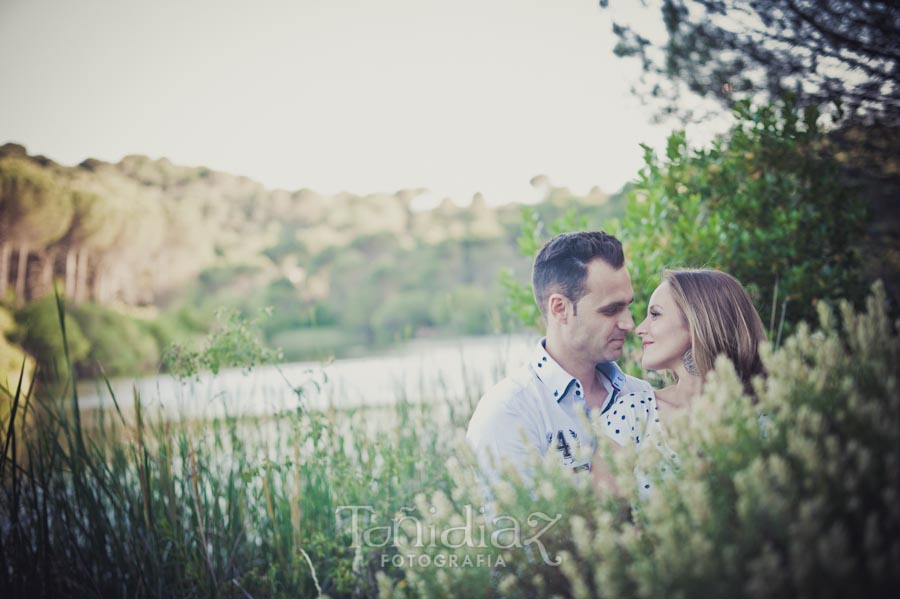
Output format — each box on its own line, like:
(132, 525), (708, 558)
(0, 142), (625, 379)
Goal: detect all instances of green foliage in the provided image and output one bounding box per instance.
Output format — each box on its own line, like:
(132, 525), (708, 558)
(194, 263), (263, 303)
(430, 286), (494, 336)
(12, 294), (91, 375)
(3, 269), (895, 597)
(164, 308), (282, 379)
(262, 223), (309, 264)
(0, 307), (33, 397)
(10, 297), (168, 380)
(269, 326), (358, 361)
(4, 143), (629, 376)
(387, 282), (899, 598)
(0, 306), (472, 598)
(257, 278), (338, 341)
(325, 237), (519, 345)
(602, 1), (900, 128)
(67, 190), (122, 250)
(370, 290), (436, 344)
(622, 98), (868, 337)
(500, 100), (870, 342)
(69, 302), (161, 377)
(0, 154), (73, 247)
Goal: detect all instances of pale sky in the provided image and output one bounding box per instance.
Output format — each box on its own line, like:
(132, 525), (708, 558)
(1, 0), (727, 208)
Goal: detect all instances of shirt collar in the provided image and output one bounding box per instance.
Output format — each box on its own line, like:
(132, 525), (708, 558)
(596, 360), (627, 392)
(531, 338), (626, 403)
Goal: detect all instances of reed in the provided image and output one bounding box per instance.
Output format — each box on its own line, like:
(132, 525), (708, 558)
(0, 294), (476, 598)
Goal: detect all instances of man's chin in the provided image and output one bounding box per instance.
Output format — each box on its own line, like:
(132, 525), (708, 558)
(603, 348), (624, 362)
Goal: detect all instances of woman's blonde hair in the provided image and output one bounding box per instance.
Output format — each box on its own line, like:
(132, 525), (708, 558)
(663, 269), (767, 389)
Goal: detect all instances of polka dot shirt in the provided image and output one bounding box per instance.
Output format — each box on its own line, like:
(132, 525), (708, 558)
(601, 389), (675, 500)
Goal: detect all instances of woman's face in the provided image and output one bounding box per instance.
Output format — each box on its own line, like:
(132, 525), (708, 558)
(635, 281), (692, 372)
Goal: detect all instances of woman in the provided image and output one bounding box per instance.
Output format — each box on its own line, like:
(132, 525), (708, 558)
(593, 268), (767, 497)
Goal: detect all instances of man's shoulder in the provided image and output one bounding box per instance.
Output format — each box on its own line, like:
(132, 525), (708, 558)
(466, 365), (545, 450)
(467, 366), (544, 438)
(475, 365), (537, 412)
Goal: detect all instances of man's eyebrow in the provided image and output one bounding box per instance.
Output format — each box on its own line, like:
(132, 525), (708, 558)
(598, 298), (634, 311)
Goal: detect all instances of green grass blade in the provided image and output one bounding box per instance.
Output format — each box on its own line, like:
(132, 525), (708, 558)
(53, 286), (84, 455)
(97, 362), (127, 428)
(0, 356), (27, 479)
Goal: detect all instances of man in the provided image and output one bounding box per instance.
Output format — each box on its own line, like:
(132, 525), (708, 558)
(466, 231), (652, 487)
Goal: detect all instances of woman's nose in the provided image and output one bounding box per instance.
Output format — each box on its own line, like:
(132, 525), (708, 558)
(635, 317), (649, 336)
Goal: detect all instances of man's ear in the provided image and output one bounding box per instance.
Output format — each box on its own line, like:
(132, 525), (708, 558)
(548, 293), (570, 324)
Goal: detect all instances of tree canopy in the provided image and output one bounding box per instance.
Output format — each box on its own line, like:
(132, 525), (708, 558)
(602, 0), (900, 127)
(601, 0), (900, 308)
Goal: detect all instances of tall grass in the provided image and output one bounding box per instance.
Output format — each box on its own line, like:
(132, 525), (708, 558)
(0, 292), (480, 598)
(7, 286), (898, 597)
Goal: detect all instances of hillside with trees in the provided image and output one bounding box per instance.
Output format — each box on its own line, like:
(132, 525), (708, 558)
(0, 142), (624, 381)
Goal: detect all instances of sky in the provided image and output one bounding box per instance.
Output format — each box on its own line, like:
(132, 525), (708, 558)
(1, 0), (729, 208)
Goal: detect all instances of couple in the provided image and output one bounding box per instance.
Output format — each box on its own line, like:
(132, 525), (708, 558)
(466, 231), (766, 496)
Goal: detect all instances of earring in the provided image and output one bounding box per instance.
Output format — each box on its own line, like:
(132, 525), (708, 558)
(683, 349), (700, 376)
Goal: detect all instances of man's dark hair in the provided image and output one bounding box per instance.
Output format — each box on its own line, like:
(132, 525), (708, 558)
(532, 231), (624, 317)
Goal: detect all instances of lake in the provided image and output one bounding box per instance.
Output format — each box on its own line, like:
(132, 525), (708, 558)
(77, 334), (539, 420)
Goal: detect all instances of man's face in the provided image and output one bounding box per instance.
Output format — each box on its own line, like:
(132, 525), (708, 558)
(561, 259), (636, 363)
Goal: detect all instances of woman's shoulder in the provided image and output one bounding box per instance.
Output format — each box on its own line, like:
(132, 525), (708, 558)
(621, 374), (655, 396)
(601, 388), (656, 446)
(617, 378), (657, 406)
(616, 390), (656, 422)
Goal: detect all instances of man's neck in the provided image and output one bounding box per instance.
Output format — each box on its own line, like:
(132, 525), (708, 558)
(544, 339), (604, 393)
(544, 339), (596, 385)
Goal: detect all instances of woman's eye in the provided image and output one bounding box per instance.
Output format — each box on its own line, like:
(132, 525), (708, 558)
(649, 310), (660, 319)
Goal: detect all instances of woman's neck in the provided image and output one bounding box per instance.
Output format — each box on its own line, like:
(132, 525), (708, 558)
(657, 369), (703, 411)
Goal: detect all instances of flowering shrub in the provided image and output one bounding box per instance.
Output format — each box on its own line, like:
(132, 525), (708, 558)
(381, 282), (899, 598)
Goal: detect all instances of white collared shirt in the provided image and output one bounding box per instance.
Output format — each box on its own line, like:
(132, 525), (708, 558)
(465, 338), (654, 487)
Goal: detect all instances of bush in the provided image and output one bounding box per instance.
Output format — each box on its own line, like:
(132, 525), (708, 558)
(0, 310), (32, 492)
(0, 306), (34, 402)
(69, 302), (161, 377)
(501, 100), (871, 346)
(430, 286), (493, 336)
(386, 282), (899, 598)
(12, 294), (90, 377)
(370, 291), (436, 344)
(621, 99), (869, 339)
(163, 307), (281, 379)
(11, 296), (167, 379)
(258, 278), (338, 341)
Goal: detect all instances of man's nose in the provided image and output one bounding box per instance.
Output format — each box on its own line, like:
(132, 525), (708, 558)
(620, 309), (635, 332)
